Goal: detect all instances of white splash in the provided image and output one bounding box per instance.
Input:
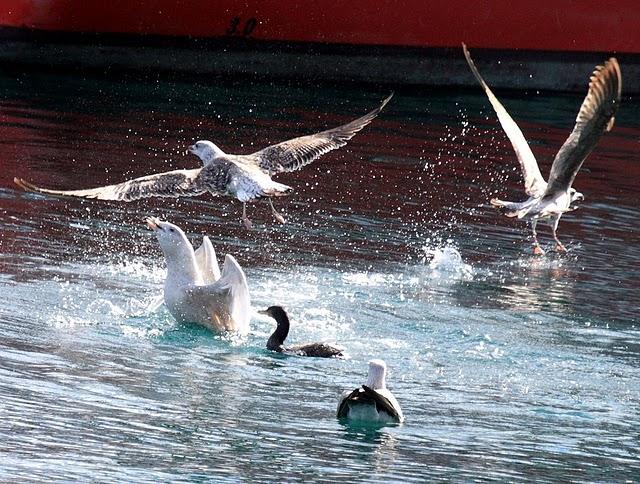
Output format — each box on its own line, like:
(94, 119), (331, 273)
(423, 245), (473, 280)
(342, 272), (390, 287)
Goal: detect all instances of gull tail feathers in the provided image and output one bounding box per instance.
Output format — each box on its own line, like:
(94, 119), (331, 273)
(490, 198), (536, 218)
(263, 181), (293, 197)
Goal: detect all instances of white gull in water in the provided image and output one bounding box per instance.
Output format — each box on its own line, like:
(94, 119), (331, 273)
(337, 359), (404, 423)
(463, 44), (621, 254)
(146, 217), (250, 333)
(15, 94), (393, 229)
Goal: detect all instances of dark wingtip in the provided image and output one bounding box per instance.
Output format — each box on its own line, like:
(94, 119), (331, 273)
(605, 57), (622, 101)
(14, 177), (35, 192)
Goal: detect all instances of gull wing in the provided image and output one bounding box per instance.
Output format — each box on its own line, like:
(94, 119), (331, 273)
(463, 44), (547, 198)
(145, 295), (165, 313)
(336, 385), (404, 422)
(194, 236), (221, 284)
(543, 58), (621, 198)
(189, 254), (251, 333)
(252, 93), (393, 174)
(361, 385), (404, 422)
(336, 388), (361, 418)
(14, 168), (207, 201)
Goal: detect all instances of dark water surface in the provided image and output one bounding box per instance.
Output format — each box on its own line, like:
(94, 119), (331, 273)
(0, 67), (639, 482)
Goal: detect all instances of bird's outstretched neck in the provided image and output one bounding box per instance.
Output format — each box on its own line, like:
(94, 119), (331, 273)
(265, 306), (290, 351)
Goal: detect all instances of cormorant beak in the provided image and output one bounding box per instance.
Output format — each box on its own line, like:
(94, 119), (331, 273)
(257, 309), (269, 316)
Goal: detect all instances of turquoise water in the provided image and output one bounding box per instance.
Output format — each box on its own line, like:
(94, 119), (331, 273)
(1, 69), (639, 481)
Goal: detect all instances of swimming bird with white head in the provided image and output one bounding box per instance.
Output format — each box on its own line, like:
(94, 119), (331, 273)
(337, 359), (404, 423)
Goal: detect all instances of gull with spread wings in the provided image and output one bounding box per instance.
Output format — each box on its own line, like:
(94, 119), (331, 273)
(463, 44), (621, 254)
(15, 94), (393, 229)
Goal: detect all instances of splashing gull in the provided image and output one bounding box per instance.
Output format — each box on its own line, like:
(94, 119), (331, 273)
(15, 94), (393, 229)
(337, 359), (404, 423)
(463, 44), (621, 254)
(147, 217), (251, 333)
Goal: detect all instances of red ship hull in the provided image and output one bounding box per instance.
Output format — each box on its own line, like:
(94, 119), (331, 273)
(2, 0), (638, 53)
(2, 1), (639, 91)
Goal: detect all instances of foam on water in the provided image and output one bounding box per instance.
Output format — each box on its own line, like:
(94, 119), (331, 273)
(422, 245), (473, 281)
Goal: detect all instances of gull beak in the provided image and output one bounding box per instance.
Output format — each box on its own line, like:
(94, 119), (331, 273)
(145, 216), (161, 231)
(187, 144), (196, 155)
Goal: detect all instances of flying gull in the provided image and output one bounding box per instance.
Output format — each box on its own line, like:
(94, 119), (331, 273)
(15, 94), (393, 229)
(463, 44), (621, 254)
(258, 305), (345, 358)
(146, 217), (251, 333)
(337, 359), (404, 423)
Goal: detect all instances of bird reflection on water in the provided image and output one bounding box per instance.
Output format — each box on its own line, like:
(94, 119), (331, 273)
(338, 423), (401, 474)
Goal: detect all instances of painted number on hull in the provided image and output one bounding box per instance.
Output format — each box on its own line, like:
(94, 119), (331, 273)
(226, 17), (257, 37)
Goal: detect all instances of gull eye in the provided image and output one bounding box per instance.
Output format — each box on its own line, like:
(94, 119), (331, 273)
(169, 228), (175, 232)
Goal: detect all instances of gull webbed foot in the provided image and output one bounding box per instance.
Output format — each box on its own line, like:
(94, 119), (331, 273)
(241, 217), (253, 230)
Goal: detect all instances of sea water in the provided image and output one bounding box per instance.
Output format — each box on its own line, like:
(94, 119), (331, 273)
(0, 69), (638, 481)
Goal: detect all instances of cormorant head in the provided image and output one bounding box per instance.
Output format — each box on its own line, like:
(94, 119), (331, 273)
(258, 305), (290, 325)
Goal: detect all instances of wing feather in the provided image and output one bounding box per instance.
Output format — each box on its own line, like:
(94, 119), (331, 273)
(463, 44), (547, 197)
(253, 93), (393, 174)
(361, 385), (403, 421)
(544, 58), (621, 197)
(189, 254), (251, 333)
(194, 236), (221, 284)
(14, 168), (207, 201)
(337, 388), (361, 418)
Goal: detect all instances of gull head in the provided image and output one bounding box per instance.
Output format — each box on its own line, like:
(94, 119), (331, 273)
(366, 359), (387, 390)
(568, 188), (585, 210)
(188, 140), (225, 165)
(569, 188), (585, 203)
(145, 217), (192, 259)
